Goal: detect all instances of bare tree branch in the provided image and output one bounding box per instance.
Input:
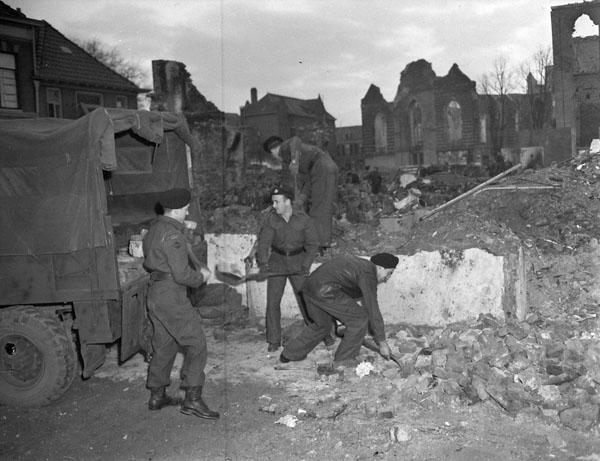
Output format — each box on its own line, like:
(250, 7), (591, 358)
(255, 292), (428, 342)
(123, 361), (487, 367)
(74, 37), (147, 87)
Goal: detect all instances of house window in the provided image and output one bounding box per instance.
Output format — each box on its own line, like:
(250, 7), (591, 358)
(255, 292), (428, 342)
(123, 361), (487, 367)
(0, 53), (18, 109)
(76, 91), (103, 115)
(47, 88), (62, 118)
(446, 100), (462, 142)
(115, 95), (128, 108)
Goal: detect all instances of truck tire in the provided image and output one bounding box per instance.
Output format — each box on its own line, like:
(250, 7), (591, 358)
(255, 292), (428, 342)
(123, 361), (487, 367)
(0, 306), (78, 406)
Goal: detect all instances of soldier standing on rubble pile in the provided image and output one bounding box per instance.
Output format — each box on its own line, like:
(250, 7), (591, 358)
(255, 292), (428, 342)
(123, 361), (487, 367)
(279, 253), (398, 367)
(263, 135), (339, 254)
(255, 185), (336, 352)
(142, 188), (219, 420)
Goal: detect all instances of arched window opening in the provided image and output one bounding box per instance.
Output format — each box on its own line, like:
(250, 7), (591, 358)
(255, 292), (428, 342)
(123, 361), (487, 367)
(533, 97), (544, 129)
(573, 14), (598, 38)
(374, 112), (387, 154)
(409, 101), (422, 147)
(446, 100), (462, 142)
(480, 114), (487, 144)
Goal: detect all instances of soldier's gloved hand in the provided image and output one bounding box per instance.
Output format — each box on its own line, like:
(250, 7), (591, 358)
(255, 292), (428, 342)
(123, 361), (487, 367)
(378, 341), (391, 360)
(198, 266), (212, 283)
(257, 264), (268, 274)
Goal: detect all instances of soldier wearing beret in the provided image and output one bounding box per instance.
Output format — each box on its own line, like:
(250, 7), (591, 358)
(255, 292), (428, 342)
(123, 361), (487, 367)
(280, 252), (399, 367)
(263, 135), (339, 254)
(142, 188), (219, 419)
(255, 185), (324, 352)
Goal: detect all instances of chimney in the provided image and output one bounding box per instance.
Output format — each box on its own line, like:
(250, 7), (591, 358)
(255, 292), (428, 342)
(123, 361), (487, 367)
(250, 87), (257, 104)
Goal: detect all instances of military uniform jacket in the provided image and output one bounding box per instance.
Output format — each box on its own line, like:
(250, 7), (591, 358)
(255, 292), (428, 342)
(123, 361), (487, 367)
(304, 255), (386, 341)
(280, 136), (338, 203)
(143, 215), (205, 288)
(256, 209), (319, 274)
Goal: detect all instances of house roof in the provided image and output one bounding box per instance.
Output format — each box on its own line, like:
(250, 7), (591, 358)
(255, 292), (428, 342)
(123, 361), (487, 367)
(250, 92), (335, 121)
(1, 1), (144, 93)
(35, 21), (144, 93)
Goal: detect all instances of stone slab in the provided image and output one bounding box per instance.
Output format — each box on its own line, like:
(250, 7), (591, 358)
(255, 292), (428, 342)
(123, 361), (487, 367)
(206, 234), (505, 326)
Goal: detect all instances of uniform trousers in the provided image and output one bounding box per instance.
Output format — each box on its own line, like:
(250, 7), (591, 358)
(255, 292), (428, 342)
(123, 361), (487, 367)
(266, 272), (307, 345)
(146, 279), (207, 389)
(282, 290), (368, 362)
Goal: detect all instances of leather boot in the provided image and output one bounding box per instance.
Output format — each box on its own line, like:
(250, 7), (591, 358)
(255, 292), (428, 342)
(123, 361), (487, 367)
(180, 386), (219, 419)
(148, 387), (181, 410)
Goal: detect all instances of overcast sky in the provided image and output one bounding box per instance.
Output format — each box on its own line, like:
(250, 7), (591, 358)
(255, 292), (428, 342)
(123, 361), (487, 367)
(7, 0), (594, 126)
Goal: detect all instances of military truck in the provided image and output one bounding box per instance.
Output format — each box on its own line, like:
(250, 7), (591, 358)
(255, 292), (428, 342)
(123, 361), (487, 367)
(0, 107), (197, 406)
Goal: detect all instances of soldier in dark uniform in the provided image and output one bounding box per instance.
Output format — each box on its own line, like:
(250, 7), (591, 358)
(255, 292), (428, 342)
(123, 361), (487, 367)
(143, 188), (219, 419)
(280, 253), (399, 367)
(264, 136), (339, 252)
(255, 185), (320, 352)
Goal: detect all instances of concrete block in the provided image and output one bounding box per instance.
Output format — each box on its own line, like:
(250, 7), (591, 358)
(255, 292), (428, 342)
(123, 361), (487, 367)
(205, 234), (506, 326)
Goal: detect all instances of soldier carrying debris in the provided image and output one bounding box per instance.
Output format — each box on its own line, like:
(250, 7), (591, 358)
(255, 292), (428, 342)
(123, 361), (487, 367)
(263, 135), (339, 254)
(142, 188), (219, 420)
(279, 252), (398, 367)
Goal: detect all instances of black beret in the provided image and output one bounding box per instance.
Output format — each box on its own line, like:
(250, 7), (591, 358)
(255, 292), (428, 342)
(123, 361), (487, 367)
(270, 184), (294, 201)
(159, 188), (191, 209)
(370, 253), (399, 269)
(263, 135), (284, 152)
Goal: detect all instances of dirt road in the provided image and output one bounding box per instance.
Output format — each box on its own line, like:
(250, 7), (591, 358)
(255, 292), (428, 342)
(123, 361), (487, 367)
(2, 325), (599, 461)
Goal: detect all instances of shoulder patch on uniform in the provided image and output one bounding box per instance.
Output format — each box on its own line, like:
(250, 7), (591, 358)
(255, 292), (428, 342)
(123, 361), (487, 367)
(164, 231), (180, 241)
(163, 232), (184, 250)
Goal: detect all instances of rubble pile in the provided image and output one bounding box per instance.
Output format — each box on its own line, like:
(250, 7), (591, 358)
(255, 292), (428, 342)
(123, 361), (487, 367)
(385, 315), (599, 431)
(249, 154), (600, 433)
(263, 311), (599, 433)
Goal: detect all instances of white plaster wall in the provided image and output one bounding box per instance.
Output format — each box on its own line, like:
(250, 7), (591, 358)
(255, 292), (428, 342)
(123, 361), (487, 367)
(206, 234), (505, 327)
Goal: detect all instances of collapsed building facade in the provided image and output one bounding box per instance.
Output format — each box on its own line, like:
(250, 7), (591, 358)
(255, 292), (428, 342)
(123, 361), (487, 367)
(361, 60), (551, 169)
(361, 1), (600, 170)
(551, 1), (600, 147)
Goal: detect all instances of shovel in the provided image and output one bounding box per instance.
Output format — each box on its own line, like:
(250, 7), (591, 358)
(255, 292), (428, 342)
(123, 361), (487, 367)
(215, 268), (302, 286)
(336, 324), (403, 368)
(361, 336), (403, 368)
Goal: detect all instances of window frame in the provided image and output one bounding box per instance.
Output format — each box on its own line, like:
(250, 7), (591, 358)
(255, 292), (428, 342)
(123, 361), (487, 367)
(0, 52), (19, 109)
(46, 87), (62, 118)
(115, 95), (128, 108)
(75, 91), (104, 107)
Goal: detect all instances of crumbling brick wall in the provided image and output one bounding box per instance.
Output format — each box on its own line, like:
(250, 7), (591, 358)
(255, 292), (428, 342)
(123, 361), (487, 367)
(551, 2), (600, 146)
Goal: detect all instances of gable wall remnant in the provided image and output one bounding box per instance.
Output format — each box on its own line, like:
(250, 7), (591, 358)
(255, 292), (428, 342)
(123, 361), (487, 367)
(551, 1), (600, 146)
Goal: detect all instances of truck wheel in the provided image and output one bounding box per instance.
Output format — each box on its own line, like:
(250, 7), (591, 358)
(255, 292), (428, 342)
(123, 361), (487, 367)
(0, 306), (78, 406)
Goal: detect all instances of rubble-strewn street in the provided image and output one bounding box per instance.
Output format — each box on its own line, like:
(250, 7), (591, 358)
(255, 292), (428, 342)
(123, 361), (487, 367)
(3, 1), (600, 460)
(5, 156), (600, 460)
(2, 320), (600, 460)
(192, 151), (600, 436)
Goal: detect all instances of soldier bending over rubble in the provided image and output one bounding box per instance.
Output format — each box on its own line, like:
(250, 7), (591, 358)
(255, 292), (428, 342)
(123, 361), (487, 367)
(280, 253), (398, 367)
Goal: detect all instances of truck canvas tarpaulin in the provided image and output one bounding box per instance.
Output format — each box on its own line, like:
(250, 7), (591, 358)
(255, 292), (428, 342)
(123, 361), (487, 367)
(0, 107), (193, 257)
(0, 107), (196, 405)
